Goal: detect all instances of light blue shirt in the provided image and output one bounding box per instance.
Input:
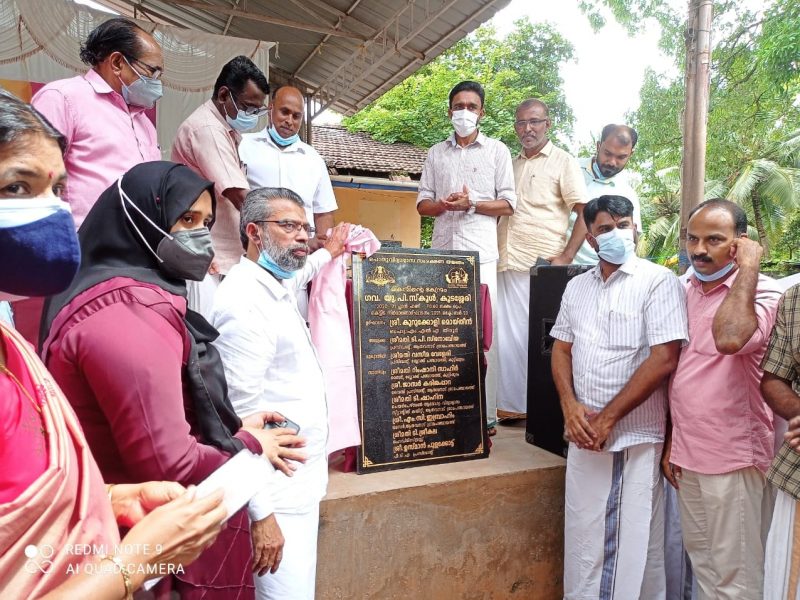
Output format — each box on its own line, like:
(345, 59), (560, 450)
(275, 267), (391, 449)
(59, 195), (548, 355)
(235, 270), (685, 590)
(569, 156), (641, 265)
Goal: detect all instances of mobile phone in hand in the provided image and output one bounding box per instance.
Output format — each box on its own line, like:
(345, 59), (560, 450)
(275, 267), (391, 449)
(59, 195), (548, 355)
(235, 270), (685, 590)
(264, 413), (301, 434)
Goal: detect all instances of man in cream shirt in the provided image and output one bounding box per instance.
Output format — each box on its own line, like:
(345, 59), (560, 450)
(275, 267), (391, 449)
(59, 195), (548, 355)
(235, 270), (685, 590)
(495, 98), (588, 418)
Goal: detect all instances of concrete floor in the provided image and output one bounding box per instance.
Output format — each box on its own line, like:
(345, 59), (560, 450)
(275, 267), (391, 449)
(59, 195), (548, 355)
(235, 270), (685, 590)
(316, 422), (566, 599)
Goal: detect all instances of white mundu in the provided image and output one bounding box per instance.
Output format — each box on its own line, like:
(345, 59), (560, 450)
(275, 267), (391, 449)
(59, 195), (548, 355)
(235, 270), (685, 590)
(212, 251), (331, 600)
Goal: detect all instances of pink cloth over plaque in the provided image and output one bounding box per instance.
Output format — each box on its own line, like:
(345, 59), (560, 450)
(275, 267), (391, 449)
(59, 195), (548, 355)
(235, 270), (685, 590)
(0, 323), (119, 599)
(308, 225), (380, 454)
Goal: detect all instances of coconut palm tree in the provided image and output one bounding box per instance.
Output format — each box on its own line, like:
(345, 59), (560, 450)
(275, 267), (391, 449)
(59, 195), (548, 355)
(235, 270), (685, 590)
(639, 167), (726, 263)
(640, 129), (800, 263)
(725, 129), (800, 258)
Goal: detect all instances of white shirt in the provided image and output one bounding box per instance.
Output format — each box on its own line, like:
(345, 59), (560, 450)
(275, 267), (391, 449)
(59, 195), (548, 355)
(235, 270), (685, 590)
(550, 256), (688, 451)
(211, 251), (331, 517)
(569, 157), (642, 265)
(239, 129), (338, 225)
(417, 132), (517, 264)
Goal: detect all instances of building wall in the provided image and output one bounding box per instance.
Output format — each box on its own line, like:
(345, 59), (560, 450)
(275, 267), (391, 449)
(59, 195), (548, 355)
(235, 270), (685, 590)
(317, 427), (566, 599)
(333, 185), (421, 248)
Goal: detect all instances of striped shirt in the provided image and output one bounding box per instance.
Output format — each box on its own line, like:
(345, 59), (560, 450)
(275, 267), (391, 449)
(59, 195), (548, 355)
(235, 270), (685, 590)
(417, 132), (516, 264)
(550, 256), (688, 451)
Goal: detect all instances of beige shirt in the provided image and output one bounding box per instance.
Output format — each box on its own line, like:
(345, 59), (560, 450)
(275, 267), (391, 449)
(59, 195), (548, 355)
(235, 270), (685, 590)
(498, 141), (587, 272)
(172, 100), (249, 273)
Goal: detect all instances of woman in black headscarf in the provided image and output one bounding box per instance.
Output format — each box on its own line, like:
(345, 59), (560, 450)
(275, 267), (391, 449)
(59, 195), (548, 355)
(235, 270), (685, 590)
(41, 161), (305, 600)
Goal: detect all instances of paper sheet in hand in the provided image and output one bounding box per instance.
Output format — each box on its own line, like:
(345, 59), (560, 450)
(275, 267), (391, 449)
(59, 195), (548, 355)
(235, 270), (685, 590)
(194, 449), (272, 519)
(143, 450), (271, 589)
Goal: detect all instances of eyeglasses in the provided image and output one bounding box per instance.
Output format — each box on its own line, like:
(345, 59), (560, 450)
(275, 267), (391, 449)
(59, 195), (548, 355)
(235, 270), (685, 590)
(256, 220), (315, 235)
(230, 94), (269, 117)
(514, 118), (548, 129)
(125, 56), (163, 80)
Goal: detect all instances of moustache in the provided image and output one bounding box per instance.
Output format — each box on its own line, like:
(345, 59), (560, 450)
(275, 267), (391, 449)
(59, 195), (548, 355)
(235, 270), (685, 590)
(290, 243), (309, 252)
(691, 255), (712, 263)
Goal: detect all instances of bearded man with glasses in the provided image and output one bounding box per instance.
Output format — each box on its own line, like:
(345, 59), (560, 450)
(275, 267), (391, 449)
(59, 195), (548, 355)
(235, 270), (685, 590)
(238, 85), (339, 318)
(211, 187), (349, 600)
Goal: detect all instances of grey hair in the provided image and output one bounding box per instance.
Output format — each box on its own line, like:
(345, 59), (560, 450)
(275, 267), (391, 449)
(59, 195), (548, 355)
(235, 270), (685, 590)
(239, 186), (305, 249)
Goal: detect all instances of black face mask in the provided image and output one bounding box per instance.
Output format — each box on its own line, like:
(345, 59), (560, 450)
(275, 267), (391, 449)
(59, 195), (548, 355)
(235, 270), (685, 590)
(117, 179), (214, 281)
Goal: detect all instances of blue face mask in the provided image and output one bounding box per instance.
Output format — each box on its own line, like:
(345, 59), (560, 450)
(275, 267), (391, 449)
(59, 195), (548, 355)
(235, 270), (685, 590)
(257, 249), (296, 279)
(226, 95), (259, 132)
(0, 197), (81, 297)
(693, 261), (736, 282)
(592, 160), (608, 181)
(268, 124), (300, 147)
(594, 227), (636, 265)
(120, 57), (163, 109)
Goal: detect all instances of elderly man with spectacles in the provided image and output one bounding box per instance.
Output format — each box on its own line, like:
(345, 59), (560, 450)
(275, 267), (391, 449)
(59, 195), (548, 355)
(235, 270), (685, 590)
(495, 98), (588, 420)
(211, 187), (349, 600)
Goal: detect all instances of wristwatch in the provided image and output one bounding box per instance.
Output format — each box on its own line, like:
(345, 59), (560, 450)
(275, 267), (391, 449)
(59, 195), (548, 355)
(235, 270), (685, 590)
(466, 197), (478, 215)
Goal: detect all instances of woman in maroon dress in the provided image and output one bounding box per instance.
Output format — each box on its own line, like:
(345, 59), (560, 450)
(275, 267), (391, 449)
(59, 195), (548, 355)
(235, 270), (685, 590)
(41, 162), (305, 599)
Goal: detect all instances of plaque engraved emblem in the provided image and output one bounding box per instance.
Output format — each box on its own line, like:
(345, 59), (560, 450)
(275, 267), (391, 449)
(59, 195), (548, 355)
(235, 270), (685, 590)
(445, 267), (469, 287)
(365, 265), (396, 286)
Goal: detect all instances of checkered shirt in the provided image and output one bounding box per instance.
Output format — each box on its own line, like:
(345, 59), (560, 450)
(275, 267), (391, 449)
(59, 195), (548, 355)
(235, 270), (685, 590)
(763, 284), (800, 498)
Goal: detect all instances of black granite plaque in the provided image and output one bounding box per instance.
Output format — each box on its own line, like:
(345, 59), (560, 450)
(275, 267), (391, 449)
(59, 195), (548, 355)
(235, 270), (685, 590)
(353, 248), (489, 474)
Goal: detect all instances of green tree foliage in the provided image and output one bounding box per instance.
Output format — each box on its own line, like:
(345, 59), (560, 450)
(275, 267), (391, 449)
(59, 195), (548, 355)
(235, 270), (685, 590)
(776, 208), (800, 261)
(584, 0), (800, 263)
(342, 18), (575, 152)
(756, 0), (800, 94)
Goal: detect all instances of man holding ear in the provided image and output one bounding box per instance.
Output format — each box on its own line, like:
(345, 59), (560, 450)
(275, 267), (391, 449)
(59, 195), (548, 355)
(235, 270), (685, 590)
(664, 199), (782, 599)
(416, 80), (516, 433)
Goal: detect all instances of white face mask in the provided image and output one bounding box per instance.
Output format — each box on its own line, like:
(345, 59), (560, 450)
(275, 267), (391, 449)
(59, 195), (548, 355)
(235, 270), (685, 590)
(594, 227), (636, 265)
(451, 109), (479, 137)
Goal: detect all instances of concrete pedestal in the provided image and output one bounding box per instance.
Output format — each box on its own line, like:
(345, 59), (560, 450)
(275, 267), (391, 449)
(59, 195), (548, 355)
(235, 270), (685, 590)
(317, 424), (566, 599)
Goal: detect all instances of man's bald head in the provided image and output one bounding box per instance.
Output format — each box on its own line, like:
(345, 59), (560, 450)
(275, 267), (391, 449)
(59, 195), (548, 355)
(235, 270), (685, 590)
(269, 85), (305, 141)
(272, 85), (303, 104)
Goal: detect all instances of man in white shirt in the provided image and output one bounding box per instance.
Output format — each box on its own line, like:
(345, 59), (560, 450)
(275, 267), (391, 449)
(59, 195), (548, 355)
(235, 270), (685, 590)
(239, 85), (338, 317)
(417, 80), (517, 432)
(211, 187), (347, 600)
(239, 85), (337, 250)
(550, 195), (687, 599)
(568, 124), (641, 265)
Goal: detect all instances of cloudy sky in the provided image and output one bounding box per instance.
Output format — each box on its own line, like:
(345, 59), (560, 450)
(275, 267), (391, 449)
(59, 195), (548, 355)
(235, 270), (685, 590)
(491, 0), (677, 150)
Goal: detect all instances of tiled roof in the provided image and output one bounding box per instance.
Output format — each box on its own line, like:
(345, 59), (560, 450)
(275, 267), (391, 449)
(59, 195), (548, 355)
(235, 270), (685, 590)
(311, 125), (427, 176)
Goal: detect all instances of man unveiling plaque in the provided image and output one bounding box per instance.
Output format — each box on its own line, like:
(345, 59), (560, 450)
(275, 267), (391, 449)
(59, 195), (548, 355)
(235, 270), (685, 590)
(353, 248), (489, 474)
